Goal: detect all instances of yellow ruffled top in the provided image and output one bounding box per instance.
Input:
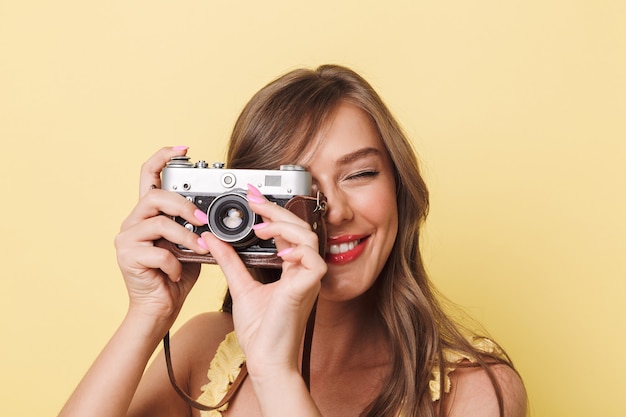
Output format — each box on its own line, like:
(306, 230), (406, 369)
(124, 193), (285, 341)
(197, 332), (247, 417)
(197, 332), (504, 416)
(428, 336), (505, 401)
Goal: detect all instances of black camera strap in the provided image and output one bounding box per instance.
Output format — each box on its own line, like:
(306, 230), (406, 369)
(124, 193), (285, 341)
(163, 297), (318, 410)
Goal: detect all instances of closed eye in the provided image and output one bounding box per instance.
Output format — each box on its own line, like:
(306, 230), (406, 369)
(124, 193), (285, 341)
(346, 170), (379, 180)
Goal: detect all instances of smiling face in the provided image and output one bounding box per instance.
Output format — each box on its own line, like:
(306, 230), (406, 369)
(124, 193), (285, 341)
(300, 101), (398, 302)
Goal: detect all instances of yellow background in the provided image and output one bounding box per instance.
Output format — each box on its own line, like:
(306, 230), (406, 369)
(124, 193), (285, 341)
(1, 1), (624, 416)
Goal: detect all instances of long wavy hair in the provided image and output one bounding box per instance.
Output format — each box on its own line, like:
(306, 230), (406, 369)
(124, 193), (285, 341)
(223, 64), (517, 417)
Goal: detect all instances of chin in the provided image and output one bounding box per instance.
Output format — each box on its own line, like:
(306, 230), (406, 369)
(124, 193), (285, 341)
(318, 273), (377, 304)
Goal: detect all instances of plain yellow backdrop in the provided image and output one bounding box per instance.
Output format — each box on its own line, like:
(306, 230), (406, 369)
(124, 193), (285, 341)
(1, 1), (624, 416)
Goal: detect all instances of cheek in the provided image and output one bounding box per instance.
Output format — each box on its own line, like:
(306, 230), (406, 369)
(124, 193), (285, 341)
(380, 199), (399, 242)
(356, 188), (398, 238)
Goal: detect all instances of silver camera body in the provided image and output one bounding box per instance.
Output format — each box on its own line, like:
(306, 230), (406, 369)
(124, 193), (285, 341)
(161, 156), (312, 255)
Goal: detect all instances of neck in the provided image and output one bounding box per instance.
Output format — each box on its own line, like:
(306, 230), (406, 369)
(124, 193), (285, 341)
(304, 291), (390, 374)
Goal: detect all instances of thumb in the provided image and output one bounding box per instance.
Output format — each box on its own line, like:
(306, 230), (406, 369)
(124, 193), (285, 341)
(200, 232), (257, 298)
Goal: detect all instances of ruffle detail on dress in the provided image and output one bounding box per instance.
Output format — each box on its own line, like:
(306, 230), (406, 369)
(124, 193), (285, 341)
(198, 332), (504, 411)
(429, 337), (504, 402)
(197, 332), (246, 417)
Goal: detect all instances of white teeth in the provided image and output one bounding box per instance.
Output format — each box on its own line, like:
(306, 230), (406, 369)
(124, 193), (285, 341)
(328, 240), (358, 254)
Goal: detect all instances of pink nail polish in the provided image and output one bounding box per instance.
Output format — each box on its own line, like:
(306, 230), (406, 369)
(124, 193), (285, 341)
(252, 222), (269, 230)
(247, 183), (263, 197)
(197, 237), (209, 250)
(173, 145), (189, 151)
(247, 194), (266, 204)
(276, 247), (293, 257)
(194, 209), (208, 224)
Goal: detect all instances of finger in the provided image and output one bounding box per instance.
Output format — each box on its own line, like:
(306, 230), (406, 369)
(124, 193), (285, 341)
(252, 220), (319, 253)
(279, 245), (327, 274)
(139, 146), (189, 198)
(117, 245), (184, 283)
(274, 245), (326, 301)
(121, 188), (207, 231)
(200, 232), (258, 297)
(117, 215), (210, 255)
(246, 185), (310, 228)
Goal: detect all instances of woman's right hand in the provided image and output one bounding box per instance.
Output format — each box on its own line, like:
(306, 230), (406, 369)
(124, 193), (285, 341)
(114, 146), (210, 324)
(58, 147), (213, 417)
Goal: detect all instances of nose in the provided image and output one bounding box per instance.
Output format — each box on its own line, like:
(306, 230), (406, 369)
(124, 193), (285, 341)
(322, 188), (353, 226)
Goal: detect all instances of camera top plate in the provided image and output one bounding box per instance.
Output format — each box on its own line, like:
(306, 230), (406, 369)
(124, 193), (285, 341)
(161, 156), (312, 198)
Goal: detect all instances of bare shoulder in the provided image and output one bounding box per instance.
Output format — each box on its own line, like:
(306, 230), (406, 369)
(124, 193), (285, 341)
(172, 311), (235, 375)
(174, 311), (235, 351)
(445, 363), (528, 417)
(128, 312), (234, 417)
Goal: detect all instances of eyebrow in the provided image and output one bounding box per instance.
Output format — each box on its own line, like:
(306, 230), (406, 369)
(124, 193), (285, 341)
(336, 147), (383, 166)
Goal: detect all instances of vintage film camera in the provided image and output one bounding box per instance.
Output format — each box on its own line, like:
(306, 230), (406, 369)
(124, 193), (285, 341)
(157, 156), (326, 268)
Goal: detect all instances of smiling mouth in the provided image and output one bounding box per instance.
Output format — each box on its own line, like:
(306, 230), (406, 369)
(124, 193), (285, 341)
(328, 238), (363, 255)
(325, 236), (369, 264)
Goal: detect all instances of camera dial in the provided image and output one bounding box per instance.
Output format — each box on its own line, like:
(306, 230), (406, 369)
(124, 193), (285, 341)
(166, 156), (194, 168)
(221, 173), (236, 188)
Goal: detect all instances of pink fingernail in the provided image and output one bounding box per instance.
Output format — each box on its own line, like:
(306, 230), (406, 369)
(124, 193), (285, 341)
(173, 145), (189, 151)
(252, 222), (269, 230)
(194, 209), (208, 224)
(276, 247), (293, 257)
(247, 194), (266, 204)
(247, 183), (263, 197)
(197, 237), (209, 250)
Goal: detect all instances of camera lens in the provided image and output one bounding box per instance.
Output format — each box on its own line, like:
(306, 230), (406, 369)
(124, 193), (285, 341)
(207, 193), (258, 247)
(222, 207), (244, 229)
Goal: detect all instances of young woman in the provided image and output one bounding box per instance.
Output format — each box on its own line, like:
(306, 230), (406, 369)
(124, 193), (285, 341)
(59, 65), (527, 417)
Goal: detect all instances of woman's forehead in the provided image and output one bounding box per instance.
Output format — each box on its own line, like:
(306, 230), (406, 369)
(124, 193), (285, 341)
(298, 102), (388, 166)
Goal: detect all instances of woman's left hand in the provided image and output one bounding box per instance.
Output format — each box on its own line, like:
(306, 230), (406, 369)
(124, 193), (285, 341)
(200, 184), (327, 379)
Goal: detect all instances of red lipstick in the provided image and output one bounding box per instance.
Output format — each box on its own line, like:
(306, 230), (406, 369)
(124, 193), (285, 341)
(325, 235), (369, 264)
